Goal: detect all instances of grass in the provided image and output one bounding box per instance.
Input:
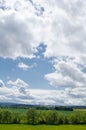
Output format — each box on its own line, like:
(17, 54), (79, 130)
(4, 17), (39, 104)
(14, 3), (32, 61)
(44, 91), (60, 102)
(74, 109), (86, 112)
(0, 107), (82, 114)
(0, 124), (86, 130)
(0, 108), (28, 115)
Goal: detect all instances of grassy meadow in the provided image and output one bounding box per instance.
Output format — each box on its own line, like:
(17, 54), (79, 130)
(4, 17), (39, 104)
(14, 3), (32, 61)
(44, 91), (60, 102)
(0, 107), (28, 115)
(0, 107), (81, 115)
(0, 124), (86, 130)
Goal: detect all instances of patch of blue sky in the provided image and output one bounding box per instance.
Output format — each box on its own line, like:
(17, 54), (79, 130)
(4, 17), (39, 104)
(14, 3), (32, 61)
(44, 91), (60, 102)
(0, 44), (53, 89)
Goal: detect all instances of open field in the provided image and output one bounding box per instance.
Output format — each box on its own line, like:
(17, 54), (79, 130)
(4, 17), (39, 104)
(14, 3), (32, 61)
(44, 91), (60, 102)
(74, 109), (86, 112)
(0, 125), (86, 130)
(0, 107), (28, 115)
(1, 107), (85, 114)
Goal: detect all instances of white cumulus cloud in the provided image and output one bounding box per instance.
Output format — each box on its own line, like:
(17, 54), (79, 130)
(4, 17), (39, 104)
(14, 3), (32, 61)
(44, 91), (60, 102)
(0, 0), (44, 59)
(17, 62), (30, 70)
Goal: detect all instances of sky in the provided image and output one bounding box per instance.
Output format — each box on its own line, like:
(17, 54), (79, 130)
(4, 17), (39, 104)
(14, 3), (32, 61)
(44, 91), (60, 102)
(0, 0), (86, 106)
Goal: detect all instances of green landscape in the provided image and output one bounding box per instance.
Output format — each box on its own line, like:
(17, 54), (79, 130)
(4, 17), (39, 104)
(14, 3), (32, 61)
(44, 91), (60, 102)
(0, 124), (86, 130)
(0, 107), (86, 130)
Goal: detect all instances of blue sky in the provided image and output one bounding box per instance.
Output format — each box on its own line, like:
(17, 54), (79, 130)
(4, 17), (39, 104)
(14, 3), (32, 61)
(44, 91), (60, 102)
(0, 0), (86, 106)
(0, 44), (53, 89)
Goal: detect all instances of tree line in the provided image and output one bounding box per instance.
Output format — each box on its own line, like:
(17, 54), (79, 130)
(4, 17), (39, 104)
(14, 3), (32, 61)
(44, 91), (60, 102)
(0, 108), (86, 125)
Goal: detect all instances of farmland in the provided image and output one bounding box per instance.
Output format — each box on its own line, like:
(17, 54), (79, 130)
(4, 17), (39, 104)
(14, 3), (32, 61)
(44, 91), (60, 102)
(0, 124), (86, 130)
(0, 107), (86, 115)
(0, 107), (28, 115)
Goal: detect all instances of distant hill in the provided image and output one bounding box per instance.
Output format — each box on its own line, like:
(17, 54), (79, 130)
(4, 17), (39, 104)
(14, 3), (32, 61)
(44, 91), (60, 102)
(0, 102), (86, 110)
(0, 102), (33, 108)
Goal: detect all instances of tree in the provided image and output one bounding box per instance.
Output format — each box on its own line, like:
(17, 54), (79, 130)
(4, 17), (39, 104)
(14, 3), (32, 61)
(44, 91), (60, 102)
(26, 108), (38, 125)
(0, 111), (2, 123)
(11, 113), (20, 124)
(45, 110), (60, 125)
(2, 111), (12, 124)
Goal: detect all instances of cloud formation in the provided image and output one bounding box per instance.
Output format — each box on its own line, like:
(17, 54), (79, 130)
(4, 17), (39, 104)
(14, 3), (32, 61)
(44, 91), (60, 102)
(45, 59), (86, 88)
(7, 78), (29, 94)
(0, 0), (43, 59)
(0, 0), (86, 105)
(0, 80), (5, 87)
(17, 62), (30, 70)
(0, 78), (86, 105)
(0, 0), (86, 61)
(17, 62), (36, 70)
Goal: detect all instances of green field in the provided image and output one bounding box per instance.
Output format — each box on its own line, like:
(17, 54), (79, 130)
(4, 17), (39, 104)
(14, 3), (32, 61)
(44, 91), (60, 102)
(74, 109), (86, 112)
(0, 107), (83, 115)
(0, 125), (86, 130)
(0, 108), (28, 115)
